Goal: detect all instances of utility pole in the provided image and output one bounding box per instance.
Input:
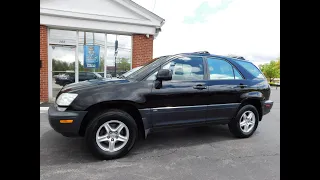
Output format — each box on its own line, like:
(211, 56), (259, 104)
(114, 35), (118, 77)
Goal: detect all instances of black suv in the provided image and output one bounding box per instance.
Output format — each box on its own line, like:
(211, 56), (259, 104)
(55, 72), (102, 86)
(48, 51), (273, 160)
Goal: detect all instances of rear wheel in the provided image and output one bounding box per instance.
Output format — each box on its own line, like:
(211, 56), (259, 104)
(85, 109), (138, 160)
(228, 105), (259, 138)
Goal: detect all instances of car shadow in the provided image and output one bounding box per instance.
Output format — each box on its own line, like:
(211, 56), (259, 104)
(40, 125), (235, 166)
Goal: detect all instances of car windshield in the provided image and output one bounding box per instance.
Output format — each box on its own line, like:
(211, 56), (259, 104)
(120, 66), (143, 78)
(126, 56), (169, 80)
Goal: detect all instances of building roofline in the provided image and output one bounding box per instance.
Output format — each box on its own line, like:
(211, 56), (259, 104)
(124, 0), (165, 24)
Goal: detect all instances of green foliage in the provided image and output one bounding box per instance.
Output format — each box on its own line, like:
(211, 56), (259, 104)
(117, 58), (130, 71)
(259, 58), (280, 83)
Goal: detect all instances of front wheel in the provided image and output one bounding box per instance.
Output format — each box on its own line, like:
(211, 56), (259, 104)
(85, 109), (138, 160)
(228, 105), (259, 138)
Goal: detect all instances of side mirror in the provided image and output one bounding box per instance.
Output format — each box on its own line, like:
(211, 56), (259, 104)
(156, 69), (172, 81)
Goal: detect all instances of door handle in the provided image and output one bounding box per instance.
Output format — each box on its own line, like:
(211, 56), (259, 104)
(193, 84), (207, 90)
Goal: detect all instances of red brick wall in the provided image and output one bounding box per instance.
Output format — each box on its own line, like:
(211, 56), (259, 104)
(40, 25), (48, 102)
(132, 34), (154, 68)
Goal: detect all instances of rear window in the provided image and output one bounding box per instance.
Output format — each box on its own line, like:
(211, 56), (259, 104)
(236, 60), (265, 79)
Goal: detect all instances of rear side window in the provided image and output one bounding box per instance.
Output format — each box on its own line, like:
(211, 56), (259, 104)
(207, 57), (243, 80)
(236, 60), (265, 79)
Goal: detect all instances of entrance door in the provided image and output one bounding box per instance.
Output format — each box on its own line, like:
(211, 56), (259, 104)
(49, 45), (76, 101)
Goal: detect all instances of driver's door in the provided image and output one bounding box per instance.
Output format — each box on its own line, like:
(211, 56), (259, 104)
(147, 55), (209, 127)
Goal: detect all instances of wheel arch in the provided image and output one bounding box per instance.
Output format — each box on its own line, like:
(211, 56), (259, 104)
(237, 98), (263, 121)
(79, 100), (146, 139)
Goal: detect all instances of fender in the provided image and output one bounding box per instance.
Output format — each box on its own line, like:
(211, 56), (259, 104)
(240, 91), (265, 102)
(69, 80), (153, 111)
(236, 91), (264, 121)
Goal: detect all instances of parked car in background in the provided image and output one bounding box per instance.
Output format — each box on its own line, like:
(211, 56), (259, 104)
(49, 51), (273, 160)
(55, 72), (102, 86)
(119, 66), (143, 79)
(54, 73), (68, 80)
(97, 73), (113, 79)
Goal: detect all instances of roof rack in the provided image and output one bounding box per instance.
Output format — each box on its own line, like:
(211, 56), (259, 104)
(193, 51), (210, 54)
(228, 55), (246, 60)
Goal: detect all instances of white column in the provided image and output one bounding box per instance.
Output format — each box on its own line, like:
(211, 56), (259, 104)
(75, 31), (79, 83)
(47, 28), (53, 101)
(130, 35), (133, 70)
(104, 33), (107, 78)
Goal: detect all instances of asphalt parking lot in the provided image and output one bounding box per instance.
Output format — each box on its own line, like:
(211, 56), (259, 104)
(40, 88), (280, 180)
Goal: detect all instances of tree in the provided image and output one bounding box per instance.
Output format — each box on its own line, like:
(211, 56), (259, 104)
(276, 57), (280, 69)
(259, 58), (280, 83)
(97, 57), (104, 72)
(117, 58), (130, 71)
(52, 59), (72, 72)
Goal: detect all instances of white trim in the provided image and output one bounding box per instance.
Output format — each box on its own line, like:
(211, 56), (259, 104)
(117, 0), (164, 22)
(75, 31), (79, 83)
(48, 28), (53, 102)
(104, 33), (107, 77)
(40, 107), (49, 111)
(40, 0), (165, 36)
(40, 8), (158, 27)
(41, 14), (156, 35)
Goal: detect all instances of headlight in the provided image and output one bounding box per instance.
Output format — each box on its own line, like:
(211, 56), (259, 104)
(56, 93), (78, 106)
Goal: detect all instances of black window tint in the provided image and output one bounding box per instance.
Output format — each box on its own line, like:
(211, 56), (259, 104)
(79, 72), (86, 78)
(233, 67), (244, 79)
(162, 56), (204, 81)
(207, 58), (234, 80)
(236, 60), (265, 79)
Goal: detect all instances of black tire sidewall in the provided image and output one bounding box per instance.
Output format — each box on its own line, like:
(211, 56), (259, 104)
(85, 110), (138, 160)
(230, 105), (259, 138)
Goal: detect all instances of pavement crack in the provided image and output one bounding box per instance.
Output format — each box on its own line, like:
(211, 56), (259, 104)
(127, 172), (159, 180)
(140, 148), (178, 160)
(188, 153), (280, 162)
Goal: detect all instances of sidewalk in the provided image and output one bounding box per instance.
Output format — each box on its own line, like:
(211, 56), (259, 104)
(270, 86), (280, 90)
(40, 102), (53, 111)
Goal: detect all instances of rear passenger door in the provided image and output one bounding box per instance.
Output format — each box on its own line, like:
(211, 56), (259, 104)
(205, 57), (247, 122)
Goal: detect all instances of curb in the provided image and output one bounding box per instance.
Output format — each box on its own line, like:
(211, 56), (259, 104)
(40, 107), (49, 111)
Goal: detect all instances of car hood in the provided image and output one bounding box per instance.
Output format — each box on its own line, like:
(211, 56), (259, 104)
(60, 78), (130, 93)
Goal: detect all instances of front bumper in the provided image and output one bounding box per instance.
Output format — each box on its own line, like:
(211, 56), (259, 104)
(262, 100), (274, 115)
(48, 105), (87, 137)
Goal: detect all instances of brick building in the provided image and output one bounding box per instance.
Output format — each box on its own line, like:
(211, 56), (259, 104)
(40, 0), (164, 102)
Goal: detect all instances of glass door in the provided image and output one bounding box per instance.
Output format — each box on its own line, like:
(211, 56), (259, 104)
(50, 45), (76, 100)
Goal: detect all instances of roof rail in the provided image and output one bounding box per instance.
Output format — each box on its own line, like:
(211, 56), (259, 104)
(193, 51), (210, 54)
(228, 55), (246, 60)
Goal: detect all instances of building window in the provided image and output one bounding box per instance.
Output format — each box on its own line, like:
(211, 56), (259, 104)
(106, 34), (132, 77)
(48, 29), (132, 99)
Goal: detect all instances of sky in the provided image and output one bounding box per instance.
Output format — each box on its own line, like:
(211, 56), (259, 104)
(49, 0), (280, 68)
(133, 0), (280, 66)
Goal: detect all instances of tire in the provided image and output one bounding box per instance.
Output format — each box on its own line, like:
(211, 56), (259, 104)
(228, 105), (259, 138)
(85, 109), (138, 160)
